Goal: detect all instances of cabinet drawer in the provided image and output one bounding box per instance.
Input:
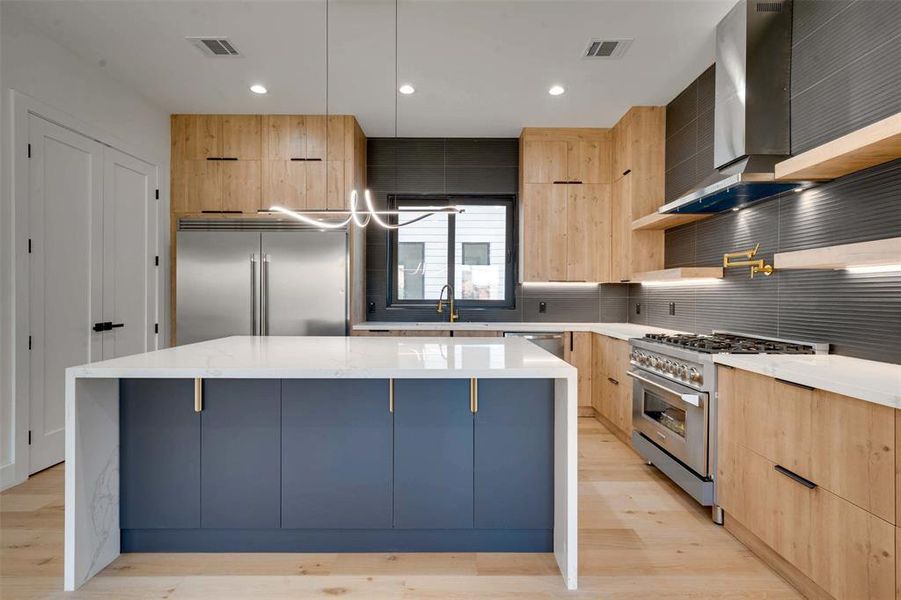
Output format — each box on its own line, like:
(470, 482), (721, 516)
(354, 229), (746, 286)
(719, 440), (895, 599)
(719, 367), (894, 523)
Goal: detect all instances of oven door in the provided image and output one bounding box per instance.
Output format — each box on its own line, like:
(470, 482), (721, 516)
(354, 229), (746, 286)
(629, 368), (709, 477)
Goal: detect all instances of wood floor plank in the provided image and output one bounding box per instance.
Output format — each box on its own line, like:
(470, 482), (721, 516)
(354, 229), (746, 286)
(0, 417), (801, 599)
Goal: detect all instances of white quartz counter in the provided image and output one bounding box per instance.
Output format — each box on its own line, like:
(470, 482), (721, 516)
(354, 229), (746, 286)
(714, 354), (901, 409)
(68, 335), (576, 380)
(353, 321), (685, 342)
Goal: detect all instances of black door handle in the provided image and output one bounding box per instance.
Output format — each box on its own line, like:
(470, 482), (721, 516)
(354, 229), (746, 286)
(92, 322), (124, 332)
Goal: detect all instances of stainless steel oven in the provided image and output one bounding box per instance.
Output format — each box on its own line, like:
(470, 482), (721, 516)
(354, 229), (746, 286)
(629, 368), (709, 477)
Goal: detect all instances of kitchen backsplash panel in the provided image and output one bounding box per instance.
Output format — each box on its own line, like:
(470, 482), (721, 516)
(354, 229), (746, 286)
(629, 160), (901, 363)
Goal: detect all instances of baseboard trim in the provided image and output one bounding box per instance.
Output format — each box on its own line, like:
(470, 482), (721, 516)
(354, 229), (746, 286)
(591, 411), (632, 446)
(724, 513), (831, 600)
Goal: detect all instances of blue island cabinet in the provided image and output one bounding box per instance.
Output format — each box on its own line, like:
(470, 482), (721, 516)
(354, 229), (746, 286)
(120, 377), (554, 553)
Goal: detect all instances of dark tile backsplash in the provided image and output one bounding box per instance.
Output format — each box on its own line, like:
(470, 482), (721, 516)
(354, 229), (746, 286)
(644, 1), (901, 364)
(629, 160), (901, 362)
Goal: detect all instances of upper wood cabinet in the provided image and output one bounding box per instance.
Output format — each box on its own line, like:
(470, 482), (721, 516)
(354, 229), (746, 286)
(519, 118), (661, 283)
(609, 107), (665, 280)
(173, 114), (365, 215)
(520, 129), (612, 282)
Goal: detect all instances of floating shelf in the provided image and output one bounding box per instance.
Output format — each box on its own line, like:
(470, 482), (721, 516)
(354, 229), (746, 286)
(631, 211), (713, 231)
(775, 112), (901, 181)
(631, 267), (724, 283)
(774, 237), (901, 270)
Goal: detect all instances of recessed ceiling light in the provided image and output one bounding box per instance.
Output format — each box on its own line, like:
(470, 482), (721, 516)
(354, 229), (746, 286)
(398, 84), (415, 95)
(249, 84), (268, 95)
(548, 85), (565, 96)
(731, 207), (740, 212)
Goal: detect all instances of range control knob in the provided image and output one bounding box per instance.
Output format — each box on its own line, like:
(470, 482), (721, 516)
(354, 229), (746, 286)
(688, 368), (702, 384)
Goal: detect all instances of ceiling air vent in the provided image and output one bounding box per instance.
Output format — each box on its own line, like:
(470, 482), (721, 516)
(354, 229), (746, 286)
(583, 38), (633, 59)
(187, 37), (241, 57)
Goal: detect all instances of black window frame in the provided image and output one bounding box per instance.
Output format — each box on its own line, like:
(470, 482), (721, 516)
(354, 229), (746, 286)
(386, 194), (516, 309)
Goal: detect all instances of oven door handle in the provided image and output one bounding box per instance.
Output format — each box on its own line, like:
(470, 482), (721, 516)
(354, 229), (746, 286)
(626, 371), (701, 407)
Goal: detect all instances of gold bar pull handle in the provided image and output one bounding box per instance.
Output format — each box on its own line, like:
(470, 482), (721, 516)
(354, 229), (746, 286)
(194, 377), (203, 412)
(470, 377), (478, 414)
(389, 379), (395, 413)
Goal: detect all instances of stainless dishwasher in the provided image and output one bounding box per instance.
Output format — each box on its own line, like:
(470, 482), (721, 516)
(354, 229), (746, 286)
(503, 332), (565, 358)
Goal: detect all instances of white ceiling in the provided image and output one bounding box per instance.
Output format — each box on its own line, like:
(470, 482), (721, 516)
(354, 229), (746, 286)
(3, 0), (734, 137)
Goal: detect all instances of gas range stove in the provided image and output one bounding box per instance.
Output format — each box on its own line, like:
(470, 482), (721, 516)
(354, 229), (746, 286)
(630, 331), (828, 390)
(642, 332), (825, 355)
(627, 330), (827, 519)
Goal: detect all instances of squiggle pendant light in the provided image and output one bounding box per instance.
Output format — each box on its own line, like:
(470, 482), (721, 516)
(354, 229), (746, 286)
(268, 0), (455, 229)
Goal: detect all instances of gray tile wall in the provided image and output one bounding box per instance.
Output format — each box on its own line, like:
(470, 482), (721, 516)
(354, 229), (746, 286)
(639, 1), (901, 363)
(365, 137), (628, 323)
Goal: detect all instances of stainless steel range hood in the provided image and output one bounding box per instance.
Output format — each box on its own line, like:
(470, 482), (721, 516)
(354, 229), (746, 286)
(660, 0), (802, 215)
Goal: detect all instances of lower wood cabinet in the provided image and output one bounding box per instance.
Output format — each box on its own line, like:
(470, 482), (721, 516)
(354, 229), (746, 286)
(717, 366), (896, 599)
(119, 377), (554, 552)
(590, 334), (631, 437)
(563, 331), (592, 411)
(281, 379), (393, 529)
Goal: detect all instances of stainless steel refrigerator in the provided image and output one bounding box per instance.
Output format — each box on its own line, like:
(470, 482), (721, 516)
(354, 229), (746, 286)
(176, 222), (347, 345)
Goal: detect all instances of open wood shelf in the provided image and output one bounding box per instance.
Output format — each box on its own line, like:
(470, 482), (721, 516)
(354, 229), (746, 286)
(774, 112), (901, 181)
(631, 211), (713, 231)
(774, 237), (901, 270)
(630, 267), (724, 282)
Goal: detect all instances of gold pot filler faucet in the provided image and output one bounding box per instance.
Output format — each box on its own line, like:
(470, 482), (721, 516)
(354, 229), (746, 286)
(723, 243), (775, 278)
(436, 284), (460, 322)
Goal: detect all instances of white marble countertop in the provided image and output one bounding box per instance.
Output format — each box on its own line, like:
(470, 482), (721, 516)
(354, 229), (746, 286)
(353, 321), (685, 341)
(67, 335), (576, 380)
(714, 354), (901, 409)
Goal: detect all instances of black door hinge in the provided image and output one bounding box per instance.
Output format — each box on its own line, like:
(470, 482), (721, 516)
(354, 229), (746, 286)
(154, 255), (159, 266)
(155, 189), (159, 200)
(28, 335), (32, 350)
(154, 323), (159, 334)
(28, 430), (32, 445)
(28, 239), (32, 254)
(27, 144), (31, 158)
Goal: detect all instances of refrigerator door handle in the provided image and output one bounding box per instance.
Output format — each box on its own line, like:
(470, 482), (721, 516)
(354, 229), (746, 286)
(262, 254), (271, 335)
(250, 253), (258, 335)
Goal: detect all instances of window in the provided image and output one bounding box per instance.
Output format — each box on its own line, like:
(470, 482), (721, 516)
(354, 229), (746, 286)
(389, 196), (514, 307)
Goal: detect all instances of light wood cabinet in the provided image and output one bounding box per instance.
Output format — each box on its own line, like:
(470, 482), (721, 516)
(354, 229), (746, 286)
(590, 334), (631, 437)
(563, 332), (592, 411)
(519, 117), (661, 283)
(718, 365), (897, 599)
(609, 107), (665, 281)
(173, 114), (363, 215)
(521, 183), (568, 281)
(520, 128), (613, 282)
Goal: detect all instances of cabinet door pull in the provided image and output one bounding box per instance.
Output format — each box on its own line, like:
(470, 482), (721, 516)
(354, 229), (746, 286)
(568, 180), (583, 185)
(622, 169), (631, 176)
(607, 377), (619, 385)
(774, 464), (817, 489)
(194, 377), (203, 412)
(470, 378), (478, 414)
(290, 157), (307, 161)
(305, 157), (323, 162)
(775, 378), (815, 392)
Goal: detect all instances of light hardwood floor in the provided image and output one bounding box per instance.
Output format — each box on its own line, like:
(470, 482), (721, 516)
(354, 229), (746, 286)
(1, 418), (801, 599)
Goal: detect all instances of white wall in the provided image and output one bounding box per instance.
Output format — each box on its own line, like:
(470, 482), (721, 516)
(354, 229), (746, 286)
(0, 10), (171, 489)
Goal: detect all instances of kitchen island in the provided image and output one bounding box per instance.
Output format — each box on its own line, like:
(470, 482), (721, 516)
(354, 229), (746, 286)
(64, 336), (578, 591)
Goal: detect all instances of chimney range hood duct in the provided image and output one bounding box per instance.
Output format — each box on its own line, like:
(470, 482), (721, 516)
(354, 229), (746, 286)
(660, 0), (802, 215)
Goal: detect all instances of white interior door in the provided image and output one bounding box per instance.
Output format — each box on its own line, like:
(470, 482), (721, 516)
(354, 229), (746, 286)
(101, 147), (157, 360)
(28, 115), (103, 474)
